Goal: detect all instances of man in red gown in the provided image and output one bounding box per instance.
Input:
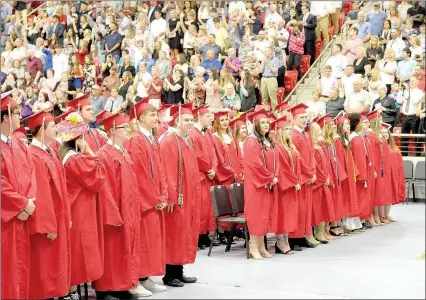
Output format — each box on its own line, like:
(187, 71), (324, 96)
(1, 96), (36, 300)
(189, 105), (218, 250)
(160, 103), (201, 287)
(26, 111), (71, 299)
(92, 113), (143, 299)
(125, 100), (168, 296)
(288, 104), (318, 249)
(68, 94), (107, 152)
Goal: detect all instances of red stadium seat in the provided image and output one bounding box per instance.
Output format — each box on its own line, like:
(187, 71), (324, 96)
(338, 13), (345, 33)
(276, 87), (285, 104)
(393, 126), (401, 148)
(328, 26), (335, 41)
(284, 71), (298, 93)
(301, 55), (311, 74)
(315, 40), (323, 59)
(171, 58), (177, 67)
(343, 2), (352, 16)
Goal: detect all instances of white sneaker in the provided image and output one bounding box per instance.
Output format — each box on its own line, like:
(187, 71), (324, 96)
(129, 283), (153, 297)
(141, 278), (167, 292)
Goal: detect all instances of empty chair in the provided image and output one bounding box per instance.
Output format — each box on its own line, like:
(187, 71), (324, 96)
(230, 183), (245, 214)
(209, 185), (249, 258)
(412, 161), (426, 202)
(403, 160), (414, 180)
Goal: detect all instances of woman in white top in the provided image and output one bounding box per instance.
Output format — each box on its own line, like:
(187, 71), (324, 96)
(306, 90), (326, 116)
(173, 53), (189, 76)
(317, 66), (338, 97)
(134, 62), (152, 99)
(367, 69), (383, 101)
(197, 1), (211, 25)
(180, 17), (197, 58)
(410, 35), (424, 63)
(377, 47), (398, 93)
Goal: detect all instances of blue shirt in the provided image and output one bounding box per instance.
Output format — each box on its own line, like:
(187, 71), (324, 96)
(355, 21), (371, 40)
(202, 59), (222, 71)
(397, 59), (417, 79)
(366, 11), (387, 36)
(199, 44), (222, 60)
(262, 56), (280, 77)
(136, 57), (155, 74)
(105, 31), (122, 57)
(42, 48), (53, 73)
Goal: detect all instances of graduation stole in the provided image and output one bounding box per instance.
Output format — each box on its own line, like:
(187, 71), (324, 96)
(173, 133), (194, 208)
(327, 144), (340, 185)
(260, 139), (276, 193)
(142, 134), (157, 183)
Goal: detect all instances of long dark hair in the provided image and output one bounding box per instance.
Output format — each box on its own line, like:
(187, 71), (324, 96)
(58, 139), (77, 161)
(337, 122), (349, 148)
(253, 119), (274, 147)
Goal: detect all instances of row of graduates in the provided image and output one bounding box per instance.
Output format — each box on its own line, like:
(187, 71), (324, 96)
(1, 90), (406, 299)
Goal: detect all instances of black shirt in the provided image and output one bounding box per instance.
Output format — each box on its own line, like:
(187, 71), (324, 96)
(373, 96), (397, 123)
(353, 57), (370, 75)
(326, 97), (345, 118)
(407, 5), (426, 28)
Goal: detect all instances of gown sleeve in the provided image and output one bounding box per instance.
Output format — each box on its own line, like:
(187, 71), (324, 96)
(276, 144), (299, 191)
(160, 135), (179, 205)
(212, 136), (236, 182)
(243, 137), (275, 188)
(350, 137), (368, 182)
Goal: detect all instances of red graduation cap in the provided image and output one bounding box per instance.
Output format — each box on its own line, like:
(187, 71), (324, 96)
(158, 104), (172, 116)
(12, 125), (27, 140)
(366, 110), (381, 121)
(381, 123), (392, 130)
(192, 105), (210, 118)
(229, 118), (245, 132)
(360, 113), (368, 122)
(129, 98), (154, 121)
(96, 110), (113, 124)
(239, 108), (254, 121)
(0, 95), (18, 112)
(254, 104), (270, 112)
(26, 111), (55, 130)
(103, 113), (130, 132)
(270, 115), (291, 132)
(333, 111), (348, 127)
(56, 111), (89, 142)
(169, 103), (193, 117)
(316, 113), (334, 129)
(268, 113), (277, 123)
(275, 101), (290, 112)
(68, 94), (91, 111)
(288, 103), (309, 117)
(54, 110), (75, 124)
(214, 111), (229, 120)
(248, 108), (268, 123)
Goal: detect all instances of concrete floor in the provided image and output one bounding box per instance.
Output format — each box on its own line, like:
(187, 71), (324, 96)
(149, 203), (426, 299)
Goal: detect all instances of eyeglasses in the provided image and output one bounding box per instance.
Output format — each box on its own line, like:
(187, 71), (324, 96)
(115, 125), (129, 130)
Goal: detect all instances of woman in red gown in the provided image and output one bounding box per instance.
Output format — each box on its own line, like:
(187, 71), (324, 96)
(381, 124), (405, 220)
(272, 116), (301, 255)
(56, 112), (106, 298)
(230, 118), (248, 157)
(243, 109), (279, 260)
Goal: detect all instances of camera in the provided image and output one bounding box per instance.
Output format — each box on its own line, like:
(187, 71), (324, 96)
(415, 54), (420, 59)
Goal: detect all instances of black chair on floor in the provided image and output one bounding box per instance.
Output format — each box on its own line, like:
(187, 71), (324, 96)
(411, 161), (425, 202)
(209, 185), (249, 259)
(403, 160), (414, 203)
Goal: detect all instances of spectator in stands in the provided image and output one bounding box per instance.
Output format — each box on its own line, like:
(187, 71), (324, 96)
(419, 24), (425, 53)
(373, 84), (397, 128)
(306, 90), (326, 116)
(399, 1), (413, 23)
(366, 36), (384, 67)
(221, 83), (241, 111)
(387, 28), (406, 60)
(202, 49), (222, 72)
(311, 1), (331, 51)
(409, 35), (424, 63)
(353, 47), (371, 76)
(413, 65), (425, 91)
(239, 69), (256, 112)
(105, 23), (122, 63)
(326, 88), (345, 118)
(326, 44), (348, 80)
(224, 48), (242, 80)
(396, 48), (417, 83)
(199, 34), (222, 60)
(136, 48), (155, 74)
(287, 23), (305, 80)
(342, 65), (356, 98)
(344, 78), (372, 114)
(205, 69), (222, 110)
(253, 30), (270, 61)
(377, 48), (398, 94)
(402, 18), (419, 38)
(367, 69), (383, 101)
(347, 1), (361, 25)
(275, 19), (289, 53)
(344, 27), (363, 65)
(54, 72), (76, 101)
(388, 7), (402, 29)
(102, 66), (120, 98)
(354, 12), (372, 42)
(379, 19), (393, 49)
(367, 3), (388, 36)
(89, 85), (106, 118)
(155, 50), (172, 81)
(105, 88), (124, 114)
(407, 1), (426, 29)
(164, 69), (184, 104)
(259, 47), (279, 110)
(185, 66), (206, 106)
(300, 4), (317, 65)
(317, 66), (338, 98)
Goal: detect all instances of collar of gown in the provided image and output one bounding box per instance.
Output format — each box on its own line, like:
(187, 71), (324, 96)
(31, 137), (48, 150)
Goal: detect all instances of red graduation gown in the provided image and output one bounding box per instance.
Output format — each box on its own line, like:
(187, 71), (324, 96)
(27, 144), (71, 299)
(212, 133), (243, 186)
(160, 133), (201, 265)
(243, 136), (278, 235)
(63, 153), (106, 286)
(189, 126), (218, 234)
(85, 128), (107, 152)
(157, 121), (169, 139)
(275, 143), (300, 234)
(335, 137), (359, 218)
(93, 144), (140, 291)
(364, 131), (377, 215)
(389, 149), (406, 204)
(374, 137), (393, 206)
(289, 129), (315, 238)
(312, 145), (335, 226)
(350, 132), (371, 221)
(1, 138), (36, 299)
(125, 131), (167, 278)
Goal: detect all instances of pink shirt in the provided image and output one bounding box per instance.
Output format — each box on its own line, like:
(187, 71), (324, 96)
(345, 38), (363, 65)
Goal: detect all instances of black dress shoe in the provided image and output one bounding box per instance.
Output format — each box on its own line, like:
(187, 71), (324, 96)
(162, 278), (184, 287)
(198, 245), (206, 250)
(179, 275), (197, 283)
(364, 221), (373, 229)
(300, 239), (317, 248)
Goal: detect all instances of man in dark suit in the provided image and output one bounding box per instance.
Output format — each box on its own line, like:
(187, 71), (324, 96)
(300, 4), (317, 65)
(48, 15), (66, 46)
(148, 1), (163, 23)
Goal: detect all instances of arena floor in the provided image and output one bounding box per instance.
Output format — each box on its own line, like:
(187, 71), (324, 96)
(148, 203), (425, 299)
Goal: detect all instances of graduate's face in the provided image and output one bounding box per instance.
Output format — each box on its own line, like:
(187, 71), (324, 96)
(343, 120), (350, 134)
(44, 121), (56, 144)
(361, 120), (370, 131)
(140, 110), (159, 130)
(239, 125), (248, 139)
(179, 114), (194, 135)
(331, 122), (337, 133)
(113, 123), (130, 142)
(258, 118), (270, 135)
(81, 105), (94, 124)
(199, 113), (211, 128)
(10, 108), (21, 131)
(294, 113), (308, 129)
(219, 116), (229, 130)
(283, 125), (293, 138)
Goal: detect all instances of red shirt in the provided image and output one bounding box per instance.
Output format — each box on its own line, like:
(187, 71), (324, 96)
(418, 75), (425, 91)
(25, 57), (43, 78)
(76, 48), (89, 66)
(287, 27), (305, 55)
(148, 76), (163, 99)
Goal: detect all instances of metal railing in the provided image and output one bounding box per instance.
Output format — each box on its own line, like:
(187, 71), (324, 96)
(392, 133), (426, 157)
(284, 1), (370, 105)
(17, 2), (47, 25)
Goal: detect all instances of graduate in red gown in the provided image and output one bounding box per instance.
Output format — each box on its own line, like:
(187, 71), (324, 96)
(274, 101), (291, 119)
(287, 104), (318, 249)
(335, 115), (363, 232)
(1, 96), (36, 300)
(230, 118), (248, 157)
(125, 99), (168, 296)
(55, 111), (106, 298)
(212, 111), (243, 186)
(92, 113), (143, 299)
(50, 110), (75, 152)
(271, 115), (301, 255)
(381, 124), (405, 220)
(159, 103), (200, 287)
(319, 115), (348, 238)
(157, 104), (172, 139)
(348, 113), (371, 233)
(243, 109), (279, 260)
(189, 105), (218, 250)
(68, 94), (107, 152)
(12, 125), (28, 145)
(26, 111), (71, 299)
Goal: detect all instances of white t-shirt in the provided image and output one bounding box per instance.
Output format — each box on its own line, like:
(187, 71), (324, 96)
(136, 72), (152, 98)
(306, 100), (326, 115)
(150, 18), (167, 38)
(276, 28), (289, 49)
(378, 60), (397, 84)
(326, 54), (348, 79)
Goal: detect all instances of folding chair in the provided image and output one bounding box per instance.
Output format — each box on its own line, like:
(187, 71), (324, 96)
(284, 71), (298, 92)
(403, 160), (414, 203)
(411, 161), (426, 203)
(209, 185), (249, 259)
(301, 55), (311, 74)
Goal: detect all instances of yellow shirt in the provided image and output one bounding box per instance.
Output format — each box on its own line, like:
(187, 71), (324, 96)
(215, 27), (229, 49)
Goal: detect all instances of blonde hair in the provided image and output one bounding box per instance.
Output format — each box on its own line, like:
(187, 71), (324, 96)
(309, 122), (321, 148)
(410, 35), (421, 47)
(276, 126), (299, 156)
(370, 68), (381, 81)
(357, 46), (366, 57)
(384, 48), (396, 61)
(323, 123), (335, 146)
